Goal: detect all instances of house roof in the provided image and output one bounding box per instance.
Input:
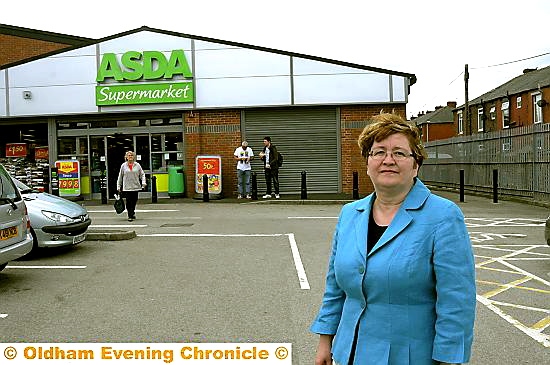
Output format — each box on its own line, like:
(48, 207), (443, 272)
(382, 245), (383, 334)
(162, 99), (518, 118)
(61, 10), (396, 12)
(412, 105), (454, 125)
(0, 25), (417, 87)
(463, 65), (550, 107)
(0, 23), (94, 45)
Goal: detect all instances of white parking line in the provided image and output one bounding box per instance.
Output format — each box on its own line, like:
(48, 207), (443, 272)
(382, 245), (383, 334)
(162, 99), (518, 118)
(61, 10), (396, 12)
(86, 209), (183, 213)
(5, 265), (87, 269)
(288, 216), (338, 219)
(138, 232), (310, 290)
(90, 225), (147, 228)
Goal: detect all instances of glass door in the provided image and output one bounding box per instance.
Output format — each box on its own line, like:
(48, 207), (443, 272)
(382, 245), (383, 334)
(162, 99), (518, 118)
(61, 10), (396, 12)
(106, 135), (134, 198)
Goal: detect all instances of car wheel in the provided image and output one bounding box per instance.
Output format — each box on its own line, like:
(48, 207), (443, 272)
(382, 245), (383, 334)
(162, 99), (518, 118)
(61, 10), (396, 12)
(0, 263), (6, 272)
(19, 228), (40, 260)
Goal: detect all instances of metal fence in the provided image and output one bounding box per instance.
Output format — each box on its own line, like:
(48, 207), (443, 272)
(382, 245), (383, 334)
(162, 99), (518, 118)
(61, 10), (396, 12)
(418, 123), (550, 203)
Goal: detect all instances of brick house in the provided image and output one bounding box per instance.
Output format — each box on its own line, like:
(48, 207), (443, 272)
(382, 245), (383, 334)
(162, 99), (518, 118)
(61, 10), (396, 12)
(454, 66), (550, 135)
(411, 101), (457, 142)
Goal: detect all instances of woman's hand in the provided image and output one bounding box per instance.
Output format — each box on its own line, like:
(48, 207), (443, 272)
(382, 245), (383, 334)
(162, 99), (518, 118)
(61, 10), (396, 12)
(314, 335), (333, 365)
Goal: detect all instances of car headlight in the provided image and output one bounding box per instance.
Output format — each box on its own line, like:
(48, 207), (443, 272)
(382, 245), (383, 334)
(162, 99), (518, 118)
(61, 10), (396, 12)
(42, 211), (78, 223)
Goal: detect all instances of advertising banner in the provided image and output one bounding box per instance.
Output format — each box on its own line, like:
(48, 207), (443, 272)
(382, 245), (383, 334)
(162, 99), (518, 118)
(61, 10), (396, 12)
(195, 155), (222, 195)
(55, 160), (81, 196)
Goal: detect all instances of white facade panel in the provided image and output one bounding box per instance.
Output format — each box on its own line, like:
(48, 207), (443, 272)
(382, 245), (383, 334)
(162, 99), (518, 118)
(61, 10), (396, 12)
(9, 55), (97, 88)
(195, 76), (291, 108)
(194, 48), (290, 79)
(392, 76), (406, 102)
(293, 57), (370, 75)
(50, 45), (96, 57)
(9, 85), (96, 116)
(99, 32), (192, 53)
(293, 73), (390, 104)
(194, 40), (239, 51)
(0, 79), (5, 116)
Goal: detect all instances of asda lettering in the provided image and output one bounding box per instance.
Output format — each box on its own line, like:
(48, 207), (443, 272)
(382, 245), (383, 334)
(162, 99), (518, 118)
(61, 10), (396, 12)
(96, 50), (192, 82)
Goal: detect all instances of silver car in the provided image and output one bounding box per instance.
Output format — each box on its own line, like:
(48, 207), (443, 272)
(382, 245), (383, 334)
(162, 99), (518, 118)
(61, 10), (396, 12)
(13, 178), (91, 253)
(0, 164), (33, 272)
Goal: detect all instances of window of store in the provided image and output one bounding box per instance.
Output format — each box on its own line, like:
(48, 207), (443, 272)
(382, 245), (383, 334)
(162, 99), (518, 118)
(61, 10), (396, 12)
(151, 132), (184, 172)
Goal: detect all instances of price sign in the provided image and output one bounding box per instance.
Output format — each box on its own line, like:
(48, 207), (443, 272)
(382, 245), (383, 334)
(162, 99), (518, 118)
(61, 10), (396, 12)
(195, 155), (222, 195)
(6, 143), (27, 157)
(55, 160), (81, 197)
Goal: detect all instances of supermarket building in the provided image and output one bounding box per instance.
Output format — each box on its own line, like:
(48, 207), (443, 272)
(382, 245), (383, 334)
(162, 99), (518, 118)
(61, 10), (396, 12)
(0, 25), (416, 200)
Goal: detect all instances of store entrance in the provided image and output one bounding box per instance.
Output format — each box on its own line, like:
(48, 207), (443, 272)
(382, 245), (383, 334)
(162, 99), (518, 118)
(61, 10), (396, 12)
(106, 134), (134, 198)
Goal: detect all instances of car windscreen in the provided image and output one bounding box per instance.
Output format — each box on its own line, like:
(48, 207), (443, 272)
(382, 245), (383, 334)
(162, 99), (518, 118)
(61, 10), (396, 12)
(11, 177), (35, 194)
(0, 165), (22, 201)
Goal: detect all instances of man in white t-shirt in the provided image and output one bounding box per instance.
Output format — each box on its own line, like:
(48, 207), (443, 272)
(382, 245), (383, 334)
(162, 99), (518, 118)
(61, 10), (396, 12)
(233, 141), (254, 199)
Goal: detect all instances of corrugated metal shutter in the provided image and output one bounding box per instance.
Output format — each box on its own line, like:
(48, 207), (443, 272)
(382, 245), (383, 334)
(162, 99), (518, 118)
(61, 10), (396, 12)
(244, 107), (339, 194)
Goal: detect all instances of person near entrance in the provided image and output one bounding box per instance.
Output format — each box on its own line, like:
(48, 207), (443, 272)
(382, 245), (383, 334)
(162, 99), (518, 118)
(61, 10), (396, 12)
(258, 136), (280, 199)
(117, 151), (146, 222)
(234, 141), (254, 199)
(310, 113), (476, 365)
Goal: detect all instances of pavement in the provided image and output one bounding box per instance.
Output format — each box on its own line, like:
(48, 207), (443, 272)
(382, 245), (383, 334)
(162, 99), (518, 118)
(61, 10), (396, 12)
(84, 187), (550, 241)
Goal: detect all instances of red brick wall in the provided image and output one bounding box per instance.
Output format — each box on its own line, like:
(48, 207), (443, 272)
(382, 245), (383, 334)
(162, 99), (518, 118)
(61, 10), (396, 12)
(184, 109), (241, 197)
(0, 34), (71, 66)
(340, 104), (406, 197)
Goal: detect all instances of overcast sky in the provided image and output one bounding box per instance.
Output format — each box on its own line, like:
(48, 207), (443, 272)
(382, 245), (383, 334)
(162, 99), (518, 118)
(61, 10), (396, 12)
(3, 0), (550, 119)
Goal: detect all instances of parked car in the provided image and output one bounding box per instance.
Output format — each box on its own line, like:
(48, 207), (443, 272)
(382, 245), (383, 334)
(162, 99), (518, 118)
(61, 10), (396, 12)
(546, 215), (550, 246)
(0, 165), (33, 272)
(12, 178), (91, 253)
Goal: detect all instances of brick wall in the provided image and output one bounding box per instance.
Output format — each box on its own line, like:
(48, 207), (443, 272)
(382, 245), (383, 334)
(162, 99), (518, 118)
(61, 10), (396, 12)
(184, 109), (241, 197)
(340, 104), (406, 197)
(0, 34), (71, 66)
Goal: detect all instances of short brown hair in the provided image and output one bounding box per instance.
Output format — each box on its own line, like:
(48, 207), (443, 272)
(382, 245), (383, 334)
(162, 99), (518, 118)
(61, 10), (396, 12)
(358, 112), (427, 166)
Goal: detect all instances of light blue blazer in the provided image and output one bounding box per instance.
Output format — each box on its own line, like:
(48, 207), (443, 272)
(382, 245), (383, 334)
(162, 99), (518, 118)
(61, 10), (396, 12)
(310, 179), (476, 365)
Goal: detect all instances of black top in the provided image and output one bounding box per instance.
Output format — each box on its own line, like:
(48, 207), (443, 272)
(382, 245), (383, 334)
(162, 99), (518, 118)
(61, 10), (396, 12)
(367, 205), (388, 255)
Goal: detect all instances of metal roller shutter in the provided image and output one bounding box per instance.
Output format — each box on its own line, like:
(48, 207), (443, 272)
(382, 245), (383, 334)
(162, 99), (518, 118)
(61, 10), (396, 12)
(244, 107), (340, 194)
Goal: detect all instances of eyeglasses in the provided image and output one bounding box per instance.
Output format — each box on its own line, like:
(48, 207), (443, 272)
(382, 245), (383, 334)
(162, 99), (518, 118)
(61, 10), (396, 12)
(368, 149), (414, 161)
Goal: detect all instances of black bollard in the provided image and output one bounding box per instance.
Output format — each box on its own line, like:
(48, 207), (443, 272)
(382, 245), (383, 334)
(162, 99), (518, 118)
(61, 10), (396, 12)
(151, 176), (157, 203)
(100, 173), (107, 204)
(352, 171), (359, 200)
(51, 167), (60, 197)
(492, 169), (498, 203)
(301, 171), (307, 199)
(202, 174), (209, 202)
(251, 172), (258, 200)
(459, 169), (465, 203)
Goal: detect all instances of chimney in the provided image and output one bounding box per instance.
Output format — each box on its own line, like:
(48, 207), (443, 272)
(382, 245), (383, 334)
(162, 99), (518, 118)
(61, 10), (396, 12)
(447, 101), (457, 108)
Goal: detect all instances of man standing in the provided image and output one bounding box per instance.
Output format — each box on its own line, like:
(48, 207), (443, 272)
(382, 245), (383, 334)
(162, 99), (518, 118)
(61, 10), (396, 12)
(259, 136), (280, 199)
(233, 141), (254, 199)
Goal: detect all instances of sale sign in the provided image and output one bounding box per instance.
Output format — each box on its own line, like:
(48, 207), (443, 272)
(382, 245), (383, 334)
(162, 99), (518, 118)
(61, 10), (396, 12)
(195, 155), (222, 195)
(55, 160), (81, 196)
(35, 146), (49, 160)
(6, 143), (27, 157)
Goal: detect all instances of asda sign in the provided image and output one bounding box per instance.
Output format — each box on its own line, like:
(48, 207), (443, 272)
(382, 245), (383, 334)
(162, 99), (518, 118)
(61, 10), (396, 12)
(95, 50), (194, 106)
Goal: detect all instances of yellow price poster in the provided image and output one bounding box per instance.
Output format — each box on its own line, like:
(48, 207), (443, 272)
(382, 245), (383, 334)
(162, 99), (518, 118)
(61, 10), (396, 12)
(55, 160), (81, 197)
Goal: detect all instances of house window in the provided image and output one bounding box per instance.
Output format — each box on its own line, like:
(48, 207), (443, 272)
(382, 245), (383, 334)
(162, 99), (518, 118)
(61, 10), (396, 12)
(458, 111), (463, 134)
(533, 93), (543, 124)
(490, 106), (496, 120)
(477, 107), (484, 132)
(517, 96), (522, 109)
(501, 101), (510, 128)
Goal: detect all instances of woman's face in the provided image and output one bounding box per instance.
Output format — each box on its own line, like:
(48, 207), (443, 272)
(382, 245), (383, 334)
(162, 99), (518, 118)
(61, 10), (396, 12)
(366, 133), (418, 191)
(126, 153), (135, 162)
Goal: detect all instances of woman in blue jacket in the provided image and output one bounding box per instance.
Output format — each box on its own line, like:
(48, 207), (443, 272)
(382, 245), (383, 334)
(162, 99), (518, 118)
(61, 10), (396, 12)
(310, 113), (476, 365)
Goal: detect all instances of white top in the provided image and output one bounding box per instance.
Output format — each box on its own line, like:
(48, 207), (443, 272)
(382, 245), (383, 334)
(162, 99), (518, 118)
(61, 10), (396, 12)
(234, 146), (254, 171)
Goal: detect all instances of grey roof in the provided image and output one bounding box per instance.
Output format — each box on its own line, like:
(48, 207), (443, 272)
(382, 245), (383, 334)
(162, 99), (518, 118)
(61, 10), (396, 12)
(463, 65), (550, 107)
(412, 105), (454, 125)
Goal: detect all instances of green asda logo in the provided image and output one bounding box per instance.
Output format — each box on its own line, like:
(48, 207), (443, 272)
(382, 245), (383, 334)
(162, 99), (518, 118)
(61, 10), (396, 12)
(95, 49), (194, 106)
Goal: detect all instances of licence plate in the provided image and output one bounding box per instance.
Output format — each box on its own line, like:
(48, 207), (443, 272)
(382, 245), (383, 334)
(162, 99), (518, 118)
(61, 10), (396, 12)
(73, 233), (86, 244)
(0, 226), (18, 240)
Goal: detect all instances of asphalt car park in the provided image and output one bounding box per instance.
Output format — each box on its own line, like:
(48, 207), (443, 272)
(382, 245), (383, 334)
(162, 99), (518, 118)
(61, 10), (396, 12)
(0, 194), (548, 364)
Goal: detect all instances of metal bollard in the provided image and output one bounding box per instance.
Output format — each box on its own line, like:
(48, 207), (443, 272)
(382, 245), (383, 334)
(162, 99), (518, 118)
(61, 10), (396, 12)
(151, 176), (157, 203)
(459, 169), (465, 203)
(301, 171), (307, 199)
(352, 171), (359, 200)
(202, 174), (209, 202)
(251, 172), (258, 200)
(492, 169), (498, 203)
